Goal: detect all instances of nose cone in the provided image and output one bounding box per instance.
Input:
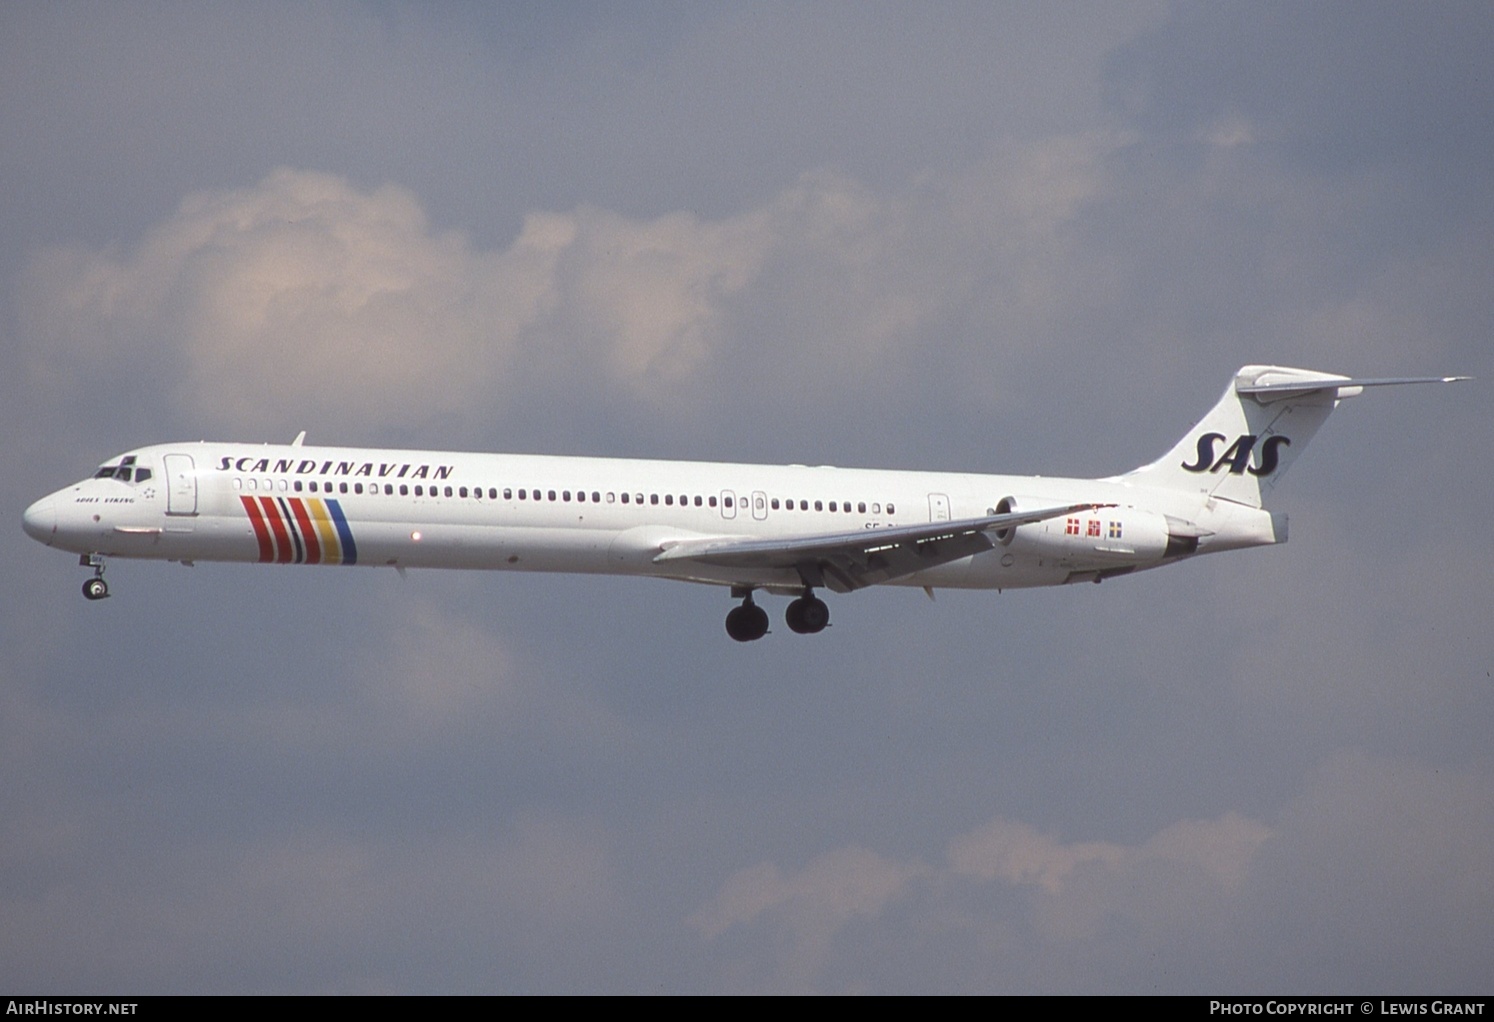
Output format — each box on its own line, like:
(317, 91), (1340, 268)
(23, 495), (56, 544)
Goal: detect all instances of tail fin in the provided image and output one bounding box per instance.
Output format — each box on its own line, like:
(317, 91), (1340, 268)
(1116, 365), (1468, 508)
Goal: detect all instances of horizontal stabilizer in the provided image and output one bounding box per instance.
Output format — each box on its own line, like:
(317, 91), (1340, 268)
(1238, 374), (1470, 399)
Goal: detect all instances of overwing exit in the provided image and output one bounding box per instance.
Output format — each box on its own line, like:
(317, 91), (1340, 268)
(22, 365), (1468, 640)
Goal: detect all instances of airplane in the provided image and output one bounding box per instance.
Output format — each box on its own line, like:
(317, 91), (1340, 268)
(22, 364), (1467, 641)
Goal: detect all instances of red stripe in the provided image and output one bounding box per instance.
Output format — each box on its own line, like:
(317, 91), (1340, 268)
(258, 496), (294, 564)
(287, 498), (321, 565)
(241, 495), (275, 563)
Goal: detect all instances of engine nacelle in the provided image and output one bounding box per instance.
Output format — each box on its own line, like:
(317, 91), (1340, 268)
(994, 496), (1180, 568)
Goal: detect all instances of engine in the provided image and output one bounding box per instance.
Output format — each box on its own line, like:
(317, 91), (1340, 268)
(993, 496), (1194, 568)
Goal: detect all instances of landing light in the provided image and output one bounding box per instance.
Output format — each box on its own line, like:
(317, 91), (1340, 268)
(411, 531), (422, 542)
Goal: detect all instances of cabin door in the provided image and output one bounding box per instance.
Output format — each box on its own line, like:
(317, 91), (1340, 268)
(164, 454), (198, 516)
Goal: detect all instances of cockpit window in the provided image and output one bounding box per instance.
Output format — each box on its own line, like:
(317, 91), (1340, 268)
(95, 456), (149, 483)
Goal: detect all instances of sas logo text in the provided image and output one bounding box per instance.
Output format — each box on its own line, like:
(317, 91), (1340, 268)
(1182, 433), (1291, 476)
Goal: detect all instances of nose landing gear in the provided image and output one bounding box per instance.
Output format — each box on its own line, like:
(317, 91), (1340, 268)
(80, 554), (109, 600)
(724, 590), (770, 642)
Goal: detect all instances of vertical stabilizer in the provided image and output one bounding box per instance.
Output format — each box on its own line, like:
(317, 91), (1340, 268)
(1116, 365), (1353, 508)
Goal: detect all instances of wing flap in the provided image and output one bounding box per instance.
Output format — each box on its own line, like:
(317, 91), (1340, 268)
(653, 502), (1111, 593)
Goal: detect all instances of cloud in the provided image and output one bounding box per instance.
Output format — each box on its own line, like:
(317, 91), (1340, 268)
(690, 749), (1494, 993)
(17, 136), (1123, 439)
(690, 808), (1273, 991)
(689, 844), (919, 940)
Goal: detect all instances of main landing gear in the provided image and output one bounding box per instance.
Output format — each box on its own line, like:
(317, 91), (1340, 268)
(80, 554), (109, 600)
(784, 592), (830, 635)
(725, 591), (770, 642)
(724, 589), (831, 642)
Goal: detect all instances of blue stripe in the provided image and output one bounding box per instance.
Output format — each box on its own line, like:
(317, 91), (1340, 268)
(277, 497), (304, 563)
(326, 499), (358, 566)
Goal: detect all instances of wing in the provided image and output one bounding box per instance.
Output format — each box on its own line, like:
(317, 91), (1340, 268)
(652, 502), (1111, 593)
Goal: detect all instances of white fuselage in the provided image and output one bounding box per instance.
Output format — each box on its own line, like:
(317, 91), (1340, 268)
(23, 441), (1283, 594)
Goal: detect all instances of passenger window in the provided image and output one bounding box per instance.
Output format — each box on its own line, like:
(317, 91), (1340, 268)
(340, 482), (348, 494)
(858, 502), (866, 513)
(547, 490), (556, 501)
(592, 492), (601, 503)
(650, 494), (659, 505)
(386, 484), (394, 495)
(460, 486), (468, 498)
(872, 502), (880, 514)
(606, 492), (615, 503)
(355, 483), (364, 494)
(814, 500), (823, 511)
(771, 498), (780, 510)
(724, 496), (733, 508)
(233, 478), (242, 490)
(665, 494), (673, 505)
(621, 492), (630, 504)
(563, 490), (571, 502)
(709, 496), (717, 507)
(502, 489), (511, 500)
(887, 503), (895, 514)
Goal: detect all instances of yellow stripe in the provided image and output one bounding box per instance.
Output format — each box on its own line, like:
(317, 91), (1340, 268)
(308, 499), (342, 564)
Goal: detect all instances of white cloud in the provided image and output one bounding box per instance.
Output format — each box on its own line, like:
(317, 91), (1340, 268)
(1201, 117), (1255, 149)
(19, 137), (1123, 437)
(690, 808), (1272, 990)
(689, 845), (918, 940)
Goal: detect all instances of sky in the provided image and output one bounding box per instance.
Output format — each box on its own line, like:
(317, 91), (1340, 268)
(2, 1), (1491, 994)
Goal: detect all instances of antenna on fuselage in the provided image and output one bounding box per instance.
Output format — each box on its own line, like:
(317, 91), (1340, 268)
(291, 430), (306, 447)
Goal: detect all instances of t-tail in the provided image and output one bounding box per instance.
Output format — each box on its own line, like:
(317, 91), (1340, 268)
(1117, 364), (1470, 508)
